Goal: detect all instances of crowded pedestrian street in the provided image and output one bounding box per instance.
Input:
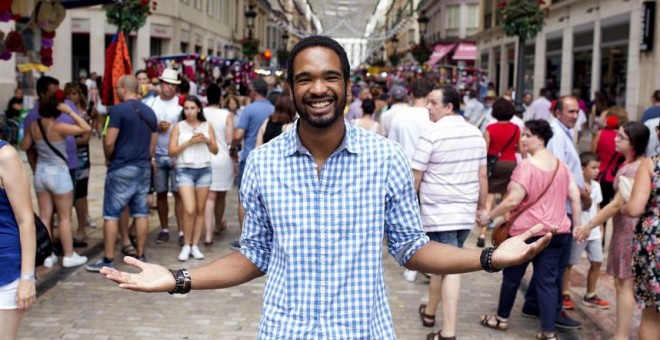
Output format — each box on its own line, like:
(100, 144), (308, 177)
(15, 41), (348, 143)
(11, 139), (628, 339)
(2, 1), (660, 339)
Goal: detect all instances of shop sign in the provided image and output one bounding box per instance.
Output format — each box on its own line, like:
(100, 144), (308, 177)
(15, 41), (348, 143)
(71, 18), (90, 33)
(641, 1), (655, 52)
(151, 24), (172, 39)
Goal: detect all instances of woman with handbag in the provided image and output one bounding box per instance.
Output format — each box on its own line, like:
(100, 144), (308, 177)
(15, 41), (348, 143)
(478, 120), (582, 340)
(0, 138), (37, 339)
(479, 98), (521, 247)
(20, 90), (91, 268)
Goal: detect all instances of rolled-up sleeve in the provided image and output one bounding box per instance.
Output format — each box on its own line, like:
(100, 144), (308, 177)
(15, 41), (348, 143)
(385, 146), (429, 265)
(239, 155), (272, 273)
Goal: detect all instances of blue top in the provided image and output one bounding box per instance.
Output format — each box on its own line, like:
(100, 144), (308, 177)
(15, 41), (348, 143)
(23, 99), (79, 170)
(236, 99), (274, 161)
(107, 100), (158, 172)
(0, 140), (21, 286)
(239, 121), (429, 339)
(642, 106), (660, 123)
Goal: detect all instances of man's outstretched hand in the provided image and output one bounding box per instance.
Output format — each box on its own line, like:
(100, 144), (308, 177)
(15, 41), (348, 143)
(491, 224), (554, 269)
(100, 256), (175, 293)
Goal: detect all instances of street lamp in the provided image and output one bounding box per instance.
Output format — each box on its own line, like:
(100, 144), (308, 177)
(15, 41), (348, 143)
(245, 4), (257, 39)
(390, 34), (399, 53)
(282, 30), (289, 50)
(417, 10), (429, 46)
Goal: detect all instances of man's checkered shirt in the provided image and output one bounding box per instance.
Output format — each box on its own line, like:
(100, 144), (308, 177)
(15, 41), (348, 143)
(239, 120), (430, 339)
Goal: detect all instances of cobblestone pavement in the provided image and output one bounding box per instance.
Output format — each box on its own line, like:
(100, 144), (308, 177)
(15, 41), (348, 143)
(17, 138), (631, 339)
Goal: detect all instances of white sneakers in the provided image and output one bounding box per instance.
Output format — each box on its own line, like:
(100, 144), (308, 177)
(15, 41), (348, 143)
(190, 245), (204, 260)
(403, 269), (418, 282)
(43, 254), (58, 268)
(178, 245), (191, 261)
(62, 252), (88, 267)
(179, 245), (204, 261)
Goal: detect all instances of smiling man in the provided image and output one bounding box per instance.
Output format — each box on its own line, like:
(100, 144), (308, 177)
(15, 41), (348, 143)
(99, 36), (553, 339)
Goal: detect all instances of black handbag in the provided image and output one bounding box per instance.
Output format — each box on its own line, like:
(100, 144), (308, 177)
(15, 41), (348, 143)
(34, 213), (53, 266)
(487, 126), (519, 178)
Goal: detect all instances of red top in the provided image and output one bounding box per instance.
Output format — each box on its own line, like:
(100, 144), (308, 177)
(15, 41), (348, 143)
(487, 122), (520, 161)
(596, 129), (620, 183)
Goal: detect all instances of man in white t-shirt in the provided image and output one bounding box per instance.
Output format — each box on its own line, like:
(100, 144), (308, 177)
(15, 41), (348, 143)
(144, 69), (184, 246)
(388, 79), (433, 162)
(412, 85), (488, 339)
(380, 86), (410, 137)
(531, 88), (552, 121)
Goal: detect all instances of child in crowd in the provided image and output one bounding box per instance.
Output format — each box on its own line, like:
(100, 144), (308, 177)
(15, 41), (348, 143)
(562, 151), (610, 310)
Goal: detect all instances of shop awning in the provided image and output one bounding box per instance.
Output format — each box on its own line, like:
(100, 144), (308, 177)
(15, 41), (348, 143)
(425, 43), (456, 66)
(453, 42), (477, 60)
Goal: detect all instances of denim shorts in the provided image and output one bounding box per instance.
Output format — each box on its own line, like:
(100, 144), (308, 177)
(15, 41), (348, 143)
(427, 229), (471, 248)
(176, 167), (212, 188)
(154, 155), (177, 193)
(103, 166), (150, 220)
(34, 164), (74, 195)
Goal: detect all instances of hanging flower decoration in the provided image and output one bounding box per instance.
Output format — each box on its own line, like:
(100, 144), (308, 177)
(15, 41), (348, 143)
(104, 0), (156, 33)
(497, 0), (545, 40)
(410, 43), (431, 65)
(240, 37), (260, 61)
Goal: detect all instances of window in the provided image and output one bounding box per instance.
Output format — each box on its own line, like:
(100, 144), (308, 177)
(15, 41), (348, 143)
(207, 0), (212, 16)
(216, 0), (221, 18)
(180, 42), (189, 53)
(150, 37), (162, 56)
(446, 5), (459, 29)
(194, 0), (201, 10)
(467, 5), (479, 28)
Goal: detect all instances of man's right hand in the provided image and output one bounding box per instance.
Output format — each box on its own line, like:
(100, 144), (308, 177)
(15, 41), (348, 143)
(100, 256), (175, 293)
(158, 121), (171, 132)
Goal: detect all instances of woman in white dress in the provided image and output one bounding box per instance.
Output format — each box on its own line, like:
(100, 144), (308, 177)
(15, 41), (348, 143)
(203, 84), (234, 244)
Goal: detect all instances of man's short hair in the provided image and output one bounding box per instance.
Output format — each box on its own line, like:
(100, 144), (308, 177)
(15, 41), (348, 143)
(135, 69), (148, 78)
(411, 79), (432, 99)
(251, 78), (268, 97)
(206, 83), (222, 105)
(653, 90), (660, 102)
(432, 85), (460, 113)
(539, 88), (547, 97)
(287, 36), (351, 89)
(36, 76), (59, 98)
(580, 151), (600, 167)
(118, 75), (139, 94)
(554, 95), (577, 114)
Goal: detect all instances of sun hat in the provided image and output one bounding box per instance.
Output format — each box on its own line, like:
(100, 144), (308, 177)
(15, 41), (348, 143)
(159, 68), (181, 85)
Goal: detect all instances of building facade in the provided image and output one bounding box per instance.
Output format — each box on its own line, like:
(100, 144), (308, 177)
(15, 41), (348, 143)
(475, 0), (660, 120)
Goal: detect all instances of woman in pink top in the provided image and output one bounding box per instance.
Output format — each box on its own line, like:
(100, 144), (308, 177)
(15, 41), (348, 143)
(478, 120), (581, 340)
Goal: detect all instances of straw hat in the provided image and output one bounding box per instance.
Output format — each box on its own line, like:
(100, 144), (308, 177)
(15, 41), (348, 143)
(485, 90), (497, 98)
(159, 68), (181, 85)
(32, 0), (66, 32)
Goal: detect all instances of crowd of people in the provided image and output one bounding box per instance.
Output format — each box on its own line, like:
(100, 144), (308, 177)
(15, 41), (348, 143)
(0, 35), (658, 339)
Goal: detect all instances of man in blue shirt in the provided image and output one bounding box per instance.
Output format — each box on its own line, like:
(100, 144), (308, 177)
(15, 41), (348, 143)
(86, 75), (157, 271)
(230, 78), (274, 249)
(99, 36), (553, 340)
(641, 90), (660, 123)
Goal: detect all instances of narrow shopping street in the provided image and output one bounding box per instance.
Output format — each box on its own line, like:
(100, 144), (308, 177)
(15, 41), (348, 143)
(14, 138), (622, 339)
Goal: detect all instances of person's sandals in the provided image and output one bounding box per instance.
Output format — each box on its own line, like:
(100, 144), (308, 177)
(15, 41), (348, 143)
(536, 333), (558, 339)
(476, 235), (486, 248)
(426, 330), (456, 340)
(214, 220), (227, 235)
(121, 244), (138, 257)
(418, 304), (435, 327)
(479, 314), (508, 331)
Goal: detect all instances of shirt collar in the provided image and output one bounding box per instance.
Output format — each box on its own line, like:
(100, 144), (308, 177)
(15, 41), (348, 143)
(283, 119), (360, 157)
(553, 118), (574, 138)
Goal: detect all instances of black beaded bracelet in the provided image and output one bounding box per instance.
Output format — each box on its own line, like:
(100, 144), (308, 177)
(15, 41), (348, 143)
(480, 247), (501, 273)
(168, 269), (192, 295)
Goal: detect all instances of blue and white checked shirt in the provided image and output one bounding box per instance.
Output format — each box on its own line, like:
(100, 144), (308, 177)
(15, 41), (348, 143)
(239, 120), (429, 339)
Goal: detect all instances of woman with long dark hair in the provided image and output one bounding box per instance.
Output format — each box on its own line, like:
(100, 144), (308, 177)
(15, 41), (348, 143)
(169, 96), (218, 262)
(256, 93), (296, 147)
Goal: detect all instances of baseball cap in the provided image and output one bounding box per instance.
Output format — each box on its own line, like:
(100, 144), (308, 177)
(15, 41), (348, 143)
(389, 86), (408, 101)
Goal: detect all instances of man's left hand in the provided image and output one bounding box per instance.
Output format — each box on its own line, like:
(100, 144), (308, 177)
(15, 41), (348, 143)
(491, 224), (553, 269)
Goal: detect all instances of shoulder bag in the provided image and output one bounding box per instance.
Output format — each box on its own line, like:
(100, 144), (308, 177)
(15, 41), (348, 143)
(36, 118), (68, 164)
(486, 125), (519, 178)
(491, 160), (560, 246)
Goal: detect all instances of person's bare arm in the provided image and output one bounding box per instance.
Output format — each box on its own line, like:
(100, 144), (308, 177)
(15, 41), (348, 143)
(574, 191), (624, 241)
(488, 181), (526, 220)
(406, 224), (552, 274)
(168, 124), (191, 158)
(207, 127), (219, 155)
(413, 169), (423, 193)
(622, 158), (653, 217)
(591, 130), (600, 153)
(225, 113), (234, 145)
(54, 103), (92, 136)
(0, 145), (36, 309)
(255, 120), (268, 148)
(232, 128), (245, 149)
(477, 164), (488, 211)
(568, 180), (582, 229)
(101, 252), (264, 292)
(104, 127), (119, 163)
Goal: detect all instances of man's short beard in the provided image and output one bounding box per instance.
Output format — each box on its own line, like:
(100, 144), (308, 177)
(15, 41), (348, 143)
(294, 93), (346, 129)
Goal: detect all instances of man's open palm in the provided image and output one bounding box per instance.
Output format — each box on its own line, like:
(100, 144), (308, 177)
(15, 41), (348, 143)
(100, 256), (174, 293)
(491, 224), (553, 269)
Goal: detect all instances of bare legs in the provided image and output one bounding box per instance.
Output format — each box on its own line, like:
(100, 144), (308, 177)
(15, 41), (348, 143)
(0, 309), (25, 340)
(37, 190), (75, 257)
(639, 307), (660, 340)
(613, 277), (635, 340)
(178, 185), (210, 247)
(426, 274), (461, 337)
(204, 191), (227, 243)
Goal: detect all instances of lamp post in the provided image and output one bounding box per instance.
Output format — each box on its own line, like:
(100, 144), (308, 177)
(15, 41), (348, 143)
(242, 3), (258, 61)
(417, 10), (429, 46)
(245, 4), (257, 39)
(282, 30), (289, 51)
(389, 34), (400, 66)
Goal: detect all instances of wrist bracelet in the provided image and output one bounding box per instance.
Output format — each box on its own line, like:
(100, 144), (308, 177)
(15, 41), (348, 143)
(480, 247), (501, 273)
(20, 274), (36, 281)
(168, 269), (191, 295)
